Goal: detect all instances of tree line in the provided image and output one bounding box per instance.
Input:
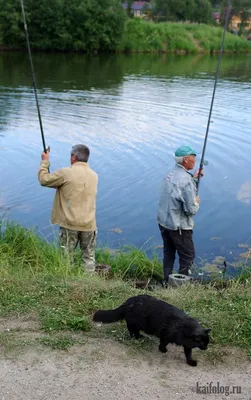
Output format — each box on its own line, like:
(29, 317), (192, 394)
(0, 0), (126, 51)
(130, 0), (251, 28)
(123, 0), (213, 22)
(0, 0), (250, 52)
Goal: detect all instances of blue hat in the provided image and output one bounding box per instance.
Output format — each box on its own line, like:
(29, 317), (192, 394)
(175, 145), (198, 157)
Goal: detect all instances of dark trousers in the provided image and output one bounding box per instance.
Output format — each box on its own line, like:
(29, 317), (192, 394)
(159, 224), (195, 281)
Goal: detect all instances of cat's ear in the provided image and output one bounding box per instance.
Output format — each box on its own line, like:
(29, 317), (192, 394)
(204, 328), (211, 334)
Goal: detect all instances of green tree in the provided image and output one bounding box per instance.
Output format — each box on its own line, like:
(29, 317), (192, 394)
(153, 0), (195, 21)
(0, 0), (126, 51)
(153, 0), (213, 23)
(124, 0), (134, 18)
(0, 0), (25, 47)
(193, 0), (213, 23)
(209, 0), (221, 7)
(24, 0), (65, 49)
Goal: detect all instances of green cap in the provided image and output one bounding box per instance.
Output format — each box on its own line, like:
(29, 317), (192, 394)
(175, 145), (198, 157)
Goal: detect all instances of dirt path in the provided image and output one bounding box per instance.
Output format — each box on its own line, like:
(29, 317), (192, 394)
(0, 318), (250, 400)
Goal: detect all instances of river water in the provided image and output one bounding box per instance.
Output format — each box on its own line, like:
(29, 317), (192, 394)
(0, 52), (251, 270)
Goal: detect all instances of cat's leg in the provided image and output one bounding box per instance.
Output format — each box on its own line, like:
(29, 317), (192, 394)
(134, 331), (144, 339)
(183, 346), (197, 366)
(159, 342), (168, 353)
(159, 337), (169, 353)
(126, 322), (143, 339)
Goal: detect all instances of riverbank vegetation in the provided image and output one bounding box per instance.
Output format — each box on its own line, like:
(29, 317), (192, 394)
(0, 0), (251, 53)
(119, 19), (251, 53)
(0, 221), (250, 358)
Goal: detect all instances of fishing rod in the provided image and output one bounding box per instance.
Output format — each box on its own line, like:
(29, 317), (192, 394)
(197, 0), (232, 192)
(20, 0), (48, 154)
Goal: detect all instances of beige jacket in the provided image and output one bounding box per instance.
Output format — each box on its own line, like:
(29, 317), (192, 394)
(38, 160), (98, 231)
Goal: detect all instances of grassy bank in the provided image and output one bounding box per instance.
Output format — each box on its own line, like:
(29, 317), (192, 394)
(0, 222), (250, 360)
(119, 19), (251, 53)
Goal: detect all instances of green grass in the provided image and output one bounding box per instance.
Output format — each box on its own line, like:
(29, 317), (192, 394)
(96, 246), (163, 281)
(0, 221), (250, 359)
(0, 220), (162, 281)
(38, 335), (76, 350)
(118, 19), (251, 53)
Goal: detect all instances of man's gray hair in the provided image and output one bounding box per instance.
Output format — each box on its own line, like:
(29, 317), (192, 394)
(175, 156), (184, 164)
(71, 144), (90, 162)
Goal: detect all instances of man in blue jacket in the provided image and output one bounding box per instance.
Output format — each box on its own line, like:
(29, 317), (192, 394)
(157, 145), (204, 284)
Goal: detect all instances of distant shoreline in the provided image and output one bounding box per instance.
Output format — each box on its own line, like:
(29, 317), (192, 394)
(0, 48), (249, 55)
(1, 20), (251, 54)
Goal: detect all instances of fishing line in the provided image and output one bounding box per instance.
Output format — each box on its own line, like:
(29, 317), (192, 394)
(20, 0), (48, 154)
(197, 0), (232, 192)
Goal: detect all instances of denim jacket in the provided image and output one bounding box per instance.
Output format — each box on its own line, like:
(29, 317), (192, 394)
(157, 164), (199, 231)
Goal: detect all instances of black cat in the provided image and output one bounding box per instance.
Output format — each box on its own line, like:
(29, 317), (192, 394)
(93, 294), (211, 366)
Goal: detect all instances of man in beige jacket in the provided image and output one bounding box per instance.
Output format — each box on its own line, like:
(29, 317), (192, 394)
(38, 144), (98, 272)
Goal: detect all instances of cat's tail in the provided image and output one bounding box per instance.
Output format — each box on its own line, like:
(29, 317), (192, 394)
(93, 304), (126, 323)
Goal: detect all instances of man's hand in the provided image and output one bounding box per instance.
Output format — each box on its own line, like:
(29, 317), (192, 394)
(193, 168), (204, 179)
(41, 147), (50, 161)
(196, 196), (200, 204)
